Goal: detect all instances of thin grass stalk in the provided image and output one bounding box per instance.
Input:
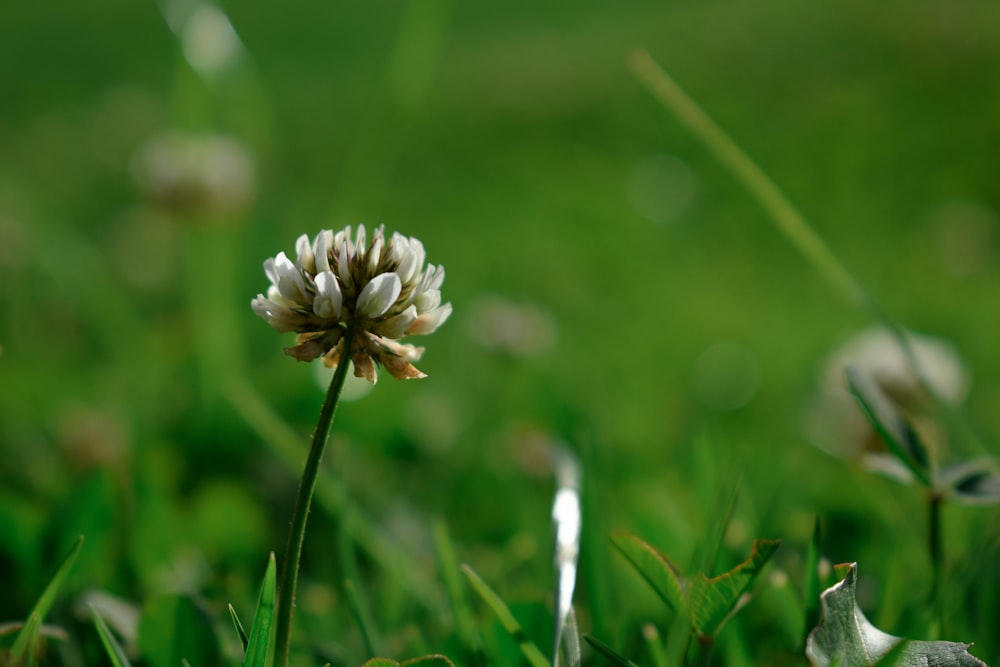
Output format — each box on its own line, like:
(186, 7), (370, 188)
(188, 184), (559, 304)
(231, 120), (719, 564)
(627, 50), (957, 400)
(274, 331), (354, 667)
(928, 491), (944, 632)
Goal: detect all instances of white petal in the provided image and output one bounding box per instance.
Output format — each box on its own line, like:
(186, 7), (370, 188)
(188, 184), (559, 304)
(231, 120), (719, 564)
(337, 245), (353, 288)
(313, 270), (343, 319)
(334, 226), (352, 254)
(368, 235), (384, 275)
(313, 229), (333, 273)
(389, 233), (409, 265)
(407, 302), (452, 335)
(274, 251), (309, 304)
(413, 288), (441, 313)
(416, 263), (444, 293)
(397, 237), (425, 284)
(355, 224), (367, 255)
(376, 305), (417, 339)
(356, 272), (401, 319)
(266, 285), (295, 308)
(425, 264), (445, 291)
(294, 233), (314, 272)
(263, 257), (278, 286)
(251, 295), (301, 332)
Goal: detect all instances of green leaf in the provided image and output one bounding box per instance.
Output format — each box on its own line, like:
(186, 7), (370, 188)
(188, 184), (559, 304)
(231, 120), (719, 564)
(362, 660), (400, 667)
(346, 578), (380, 658)
(11, 535), (84, 659)
(92, 605), (134, 667)
(228, 604), (248, 653)
(687, 539), (781, 637)
(611, 532), (685, 612)
(846, 368), (932, 487)
(461, 564), (550, 667)
(243, 552), (276, 667)
(137, 594), (220, 667)
(431, 517), (483, 662)
(804, 517), (823, 639)
(10, 612), (41, 661)
(583, 635), (642, 667)
(806, 563), (988, 666)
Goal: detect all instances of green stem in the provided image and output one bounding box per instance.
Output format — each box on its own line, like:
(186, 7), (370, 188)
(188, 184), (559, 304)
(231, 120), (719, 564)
(628, 50), (927, 361)
(928, 491), (944, 627)
(274, 331), (354, 667)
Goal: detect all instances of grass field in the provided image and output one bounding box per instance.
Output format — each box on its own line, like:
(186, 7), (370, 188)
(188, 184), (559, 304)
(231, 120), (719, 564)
(2, 1), (1000, 665)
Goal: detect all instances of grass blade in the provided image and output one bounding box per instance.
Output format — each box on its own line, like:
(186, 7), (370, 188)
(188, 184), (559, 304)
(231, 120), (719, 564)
(629, 48), (870, 314)
(229, 604), (249, 652)
(642, 624), (667, 667)
(11, 535), (84, 659)
(431, 517), (485, 664)
(244, 552), (276, 667)
(846, 368), (933, 487)
(345, 578), (380, 658)
(804, 517), (822, 646)
(551, 447), (582, 667)
(92, 605), (134, 667)
(583, 635), (642, 667)
(461, 564), (550, 667)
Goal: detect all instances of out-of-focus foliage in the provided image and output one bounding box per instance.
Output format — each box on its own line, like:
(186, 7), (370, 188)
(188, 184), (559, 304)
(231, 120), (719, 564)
(2, 0), (1000, 664)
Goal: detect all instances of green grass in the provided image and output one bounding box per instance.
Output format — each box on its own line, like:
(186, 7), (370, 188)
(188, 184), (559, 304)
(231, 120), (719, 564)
(1, 1), (1000, 665)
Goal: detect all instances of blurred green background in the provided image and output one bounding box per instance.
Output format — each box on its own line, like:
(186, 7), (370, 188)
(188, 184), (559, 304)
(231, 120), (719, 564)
(2, 0), (1000, 663)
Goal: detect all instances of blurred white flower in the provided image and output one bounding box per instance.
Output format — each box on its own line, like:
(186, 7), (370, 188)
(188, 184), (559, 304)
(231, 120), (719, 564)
(252, 225), (452, 383)
(467, 295), (555, 358)
(131, 131), (255, 217)
(806, 326), (969, 465)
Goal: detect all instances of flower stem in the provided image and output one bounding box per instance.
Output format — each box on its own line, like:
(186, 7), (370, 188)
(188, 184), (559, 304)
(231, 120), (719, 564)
(274, 331), (354, 667)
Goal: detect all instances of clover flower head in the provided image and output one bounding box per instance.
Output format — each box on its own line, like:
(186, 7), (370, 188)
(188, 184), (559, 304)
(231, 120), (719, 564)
(806, 326), (969, 469)
(132, 131), (256, 218)
(252, 225), (452, 383)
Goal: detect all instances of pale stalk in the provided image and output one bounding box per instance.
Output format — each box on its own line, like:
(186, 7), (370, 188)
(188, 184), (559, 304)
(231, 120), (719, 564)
(274, 330), (354, 667)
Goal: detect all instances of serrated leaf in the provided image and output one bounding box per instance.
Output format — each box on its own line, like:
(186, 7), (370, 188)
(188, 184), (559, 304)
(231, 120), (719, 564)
(611, 532), (685, 612)
(461, 564), (550, 667)
(244, 552), (276, 667)
(583, 635), (642, 667)
(846, 368), (932, 487)
(92, 605), (133, 667)
(687, 539), (781, 637)
(10, 536), (84, 658)
(806, 563), (988, 666)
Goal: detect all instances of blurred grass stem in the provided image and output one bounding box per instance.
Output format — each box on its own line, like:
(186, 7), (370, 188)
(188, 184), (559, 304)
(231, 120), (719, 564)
(274, 330), (354, 667)
(629, 49), (871, 315)
(629, 49), (989, 450)
(928, 491), (944, 630)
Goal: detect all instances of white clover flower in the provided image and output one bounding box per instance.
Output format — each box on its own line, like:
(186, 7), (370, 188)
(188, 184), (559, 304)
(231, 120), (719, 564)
(252, 225), (452, 383)
(806, 326), (969, 467)
(132, 130), (255, 217)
